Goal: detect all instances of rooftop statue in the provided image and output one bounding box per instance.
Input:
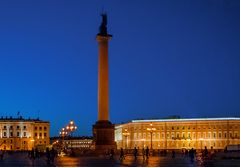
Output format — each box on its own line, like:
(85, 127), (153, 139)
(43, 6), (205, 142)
(99, 13), (108, 35)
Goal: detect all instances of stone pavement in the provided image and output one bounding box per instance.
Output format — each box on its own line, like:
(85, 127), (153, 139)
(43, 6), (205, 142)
(0, 152), (239, 167)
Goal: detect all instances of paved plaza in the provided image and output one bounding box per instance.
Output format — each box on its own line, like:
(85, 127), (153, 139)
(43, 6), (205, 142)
(0, 152), (239, 167)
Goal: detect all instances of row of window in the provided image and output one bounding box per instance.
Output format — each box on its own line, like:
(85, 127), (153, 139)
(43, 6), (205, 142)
(34, 132), (47, 137)
(132, 132), (239, 139)
(1, 132), (48, 138)
(132, 127), (238, 131)
(34, 126), (47, 130)
(0, 126), (48, 130)
(132, 141), (225, 148)
(0, 140), (47, 145)
(131, 125), (239, 131)
(2, 131), (28, 137)
(1, 125), (27, 130)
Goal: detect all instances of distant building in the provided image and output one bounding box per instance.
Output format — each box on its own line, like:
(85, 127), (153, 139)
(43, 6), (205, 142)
(0, 116), (50, 150)
(51, 136), (93, 149)
(115, 117), (240, 150)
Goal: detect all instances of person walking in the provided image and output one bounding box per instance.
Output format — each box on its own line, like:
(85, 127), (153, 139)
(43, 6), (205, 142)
(203, 146), (208, 159)
(189, 148), (194, 163)
(142, 148), (145, 160)
(110, 148), (114, 159)
(0, 149), (3, 160)
(119, 148), (124, 160)
(134, 147), (138, 160)
(46, 147), (51, 164)
(145, 146), (149, 159)
(172, 150), (175, 158)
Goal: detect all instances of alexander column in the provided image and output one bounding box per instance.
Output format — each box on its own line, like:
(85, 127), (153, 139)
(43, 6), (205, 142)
(93, 14), (116, 152)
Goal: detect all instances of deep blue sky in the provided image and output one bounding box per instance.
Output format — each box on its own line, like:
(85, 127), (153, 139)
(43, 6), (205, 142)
(0, 0), (240, 136)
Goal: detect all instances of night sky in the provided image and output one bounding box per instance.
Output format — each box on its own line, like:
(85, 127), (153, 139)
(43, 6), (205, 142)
(0, 0), (240, 136)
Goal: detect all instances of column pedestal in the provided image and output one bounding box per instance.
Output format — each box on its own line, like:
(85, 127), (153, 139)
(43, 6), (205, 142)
(93, 120), (116, 153)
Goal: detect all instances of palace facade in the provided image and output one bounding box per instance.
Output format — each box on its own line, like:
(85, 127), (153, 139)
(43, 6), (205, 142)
(0, 116), (50, 150)
(115, 117), (240, 150)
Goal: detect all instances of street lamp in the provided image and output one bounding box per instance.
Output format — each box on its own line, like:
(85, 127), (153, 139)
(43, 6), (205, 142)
(122, 129), (130, 149)
(59, 128), (68, 139)
(65, 120), (77, 149)
(147, 123), (156, 150)
(66, 120), (77, 137)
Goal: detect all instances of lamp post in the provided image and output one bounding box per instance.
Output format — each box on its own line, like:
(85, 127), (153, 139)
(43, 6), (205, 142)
(147, 123), (156, 150)
(59, 128), (68, 149)
(59, 128), (68, 139)
(65, 120), (77, 148)
(122, 129), (130, 149)
(66, 120), (77, 137)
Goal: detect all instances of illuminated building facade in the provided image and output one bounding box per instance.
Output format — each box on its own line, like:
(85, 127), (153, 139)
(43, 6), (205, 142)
(115, 117), (240, 150)
(0, 117), (50, 150)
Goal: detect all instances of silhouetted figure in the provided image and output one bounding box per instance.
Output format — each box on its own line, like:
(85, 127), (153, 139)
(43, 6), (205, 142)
(35, 148), (39, 158)
(134, 147), (138, 159)
(189, 148), (194, 163)
(185, 149), (189, 158)
(210, 146), (214, 159)
(99, 14), (108, 36)
(0, 149), (3, 160)
(31, 148), (36, 160)
(50, 148), (56, 163)
(110, 148), (114, 159)
(203, 146), (208, 158)
(46, 148), (51, 164)
(119, 148), (124, 160)
(142, 148), (145, 160)
(172, 150), (175, 158)
(164, 149), (167, 156)
(145, 146), (149, 159)
(181, 149), (184, 157)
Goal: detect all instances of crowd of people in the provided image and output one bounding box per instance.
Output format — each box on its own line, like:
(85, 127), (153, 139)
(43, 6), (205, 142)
(105, 146), (215, 164)
(28, 147), (57, 164)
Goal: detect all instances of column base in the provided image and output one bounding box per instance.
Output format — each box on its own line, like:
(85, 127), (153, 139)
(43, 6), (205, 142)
(92, 120), (116, 154)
